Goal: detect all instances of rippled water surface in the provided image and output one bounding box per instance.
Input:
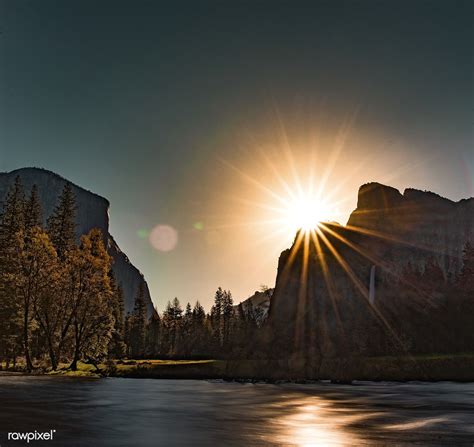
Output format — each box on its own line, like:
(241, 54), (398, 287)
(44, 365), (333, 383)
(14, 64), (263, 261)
(0, 376), (473, 446)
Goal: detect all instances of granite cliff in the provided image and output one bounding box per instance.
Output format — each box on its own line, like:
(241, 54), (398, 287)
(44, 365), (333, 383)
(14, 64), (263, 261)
(0, 168), (154, 315)
(236, 288), (273, 324)
(267, 183), (473, 369)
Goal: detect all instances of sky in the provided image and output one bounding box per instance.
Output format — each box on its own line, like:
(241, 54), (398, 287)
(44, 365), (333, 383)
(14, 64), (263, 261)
(0, 0), (472, 311)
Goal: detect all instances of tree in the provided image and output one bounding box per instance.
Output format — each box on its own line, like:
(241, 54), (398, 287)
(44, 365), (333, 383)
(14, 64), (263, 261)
(161, 298), (183, 356)
(109, 279), (126, 358)
(14, 228), (59, 371)
(69, 229), (113, 370)
(191, 301), (207, 351)
(47, 183), (76, 259)
(129, 283), (147, 357)
(222, 290), (234, 347)
(210, 287), (224, 349)
(0, 177), (26, 367)
(0, 232), (21, 367)
(181, 302), (193, 356)
(145, 309), (161, 356)
(124, 313), (131, 357)
(24, 185), (42, 231)
(0, 175), (25, 236)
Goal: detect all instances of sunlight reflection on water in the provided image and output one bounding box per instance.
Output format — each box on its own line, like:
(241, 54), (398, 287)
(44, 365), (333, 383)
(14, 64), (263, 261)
(0, 378), (473, 446)
(265, 397), (360, 446)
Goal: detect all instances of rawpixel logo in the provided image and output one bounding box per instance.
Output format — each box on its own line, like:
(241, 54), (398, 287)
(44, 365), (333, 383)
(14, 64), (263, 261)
(7, 430), (56, 443)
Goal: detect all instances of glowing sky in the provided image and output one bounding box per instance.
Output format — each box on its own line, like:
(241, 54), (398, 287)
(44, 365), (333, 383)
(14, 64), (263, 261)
(0, 1), (472, 310)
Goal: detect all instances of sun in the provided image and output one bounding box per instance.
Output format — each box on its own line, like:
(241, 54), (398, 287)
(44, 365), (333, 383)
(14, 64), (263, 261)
(284, 193), (334, 234)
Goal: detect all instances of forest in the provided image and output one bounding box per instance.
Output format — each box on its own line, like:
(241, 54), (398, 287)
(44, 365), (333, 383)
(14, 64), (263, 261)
(1, 177), (473, 376)
(0, 177), (264, 372)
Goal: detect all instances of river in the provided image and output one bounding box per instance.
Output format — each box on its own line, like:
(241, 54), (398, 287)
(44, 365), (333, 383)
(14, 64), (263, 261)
(0, 376), (473, 446)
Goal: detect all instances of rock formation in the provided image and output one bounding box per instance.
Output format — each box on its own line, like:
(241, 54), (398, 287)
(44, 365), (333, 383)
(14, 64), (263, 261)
(236, 288), (273, 324)
(0, 168), (154, 315)
(267, 183), (473, 368)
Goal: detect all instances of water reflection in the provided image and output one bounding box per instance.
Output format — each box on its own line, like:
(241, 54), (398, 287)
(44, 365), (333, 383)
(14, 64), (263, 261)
(264, 397), (361, 446)
(0, 377), (473, 446)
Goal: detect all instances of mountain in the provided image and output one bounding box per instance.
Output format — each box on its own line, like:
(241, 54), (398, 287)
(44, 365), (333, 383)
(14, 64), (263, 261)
(235, 288), (273, 324)
(0, 167), (154, 315)
(267, 183), (474, 368)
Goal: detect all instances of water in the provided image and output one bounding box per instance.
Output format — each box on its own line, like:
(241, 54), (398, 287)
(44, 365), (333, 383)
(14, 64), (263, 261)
(0, 376), (473, 446)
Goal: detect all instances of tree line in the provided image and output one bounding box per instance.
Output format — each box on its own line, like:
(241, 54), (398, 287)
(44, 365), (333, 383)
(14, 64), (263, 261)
(0, 177), (265, 371)
(124, 286), (265, 360)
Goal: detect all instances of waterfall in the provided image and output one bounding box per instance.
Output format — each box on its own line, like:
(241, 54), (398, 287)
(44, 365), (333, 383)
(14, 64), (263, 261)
(369, 265), (376, 305)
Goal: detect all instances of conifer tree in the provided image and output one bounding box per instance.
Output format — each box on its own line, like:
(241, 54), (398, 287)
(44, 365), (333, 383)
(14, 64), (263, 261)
(182, 302), (193, 355)
(0, 175), (25, 236)
(47, 183), (76, 258)
(210, 287), (224, 349)
(192, 301), (207, 355)
(130, 283), (147, 357)
(24, 185), (42, 230)
(109, 279), (126, 358)
(222, 290), (234, 347)
(162, 298), (182, 355)
(0, 177), (26, 368)
(124, 313), (131, 357)
(145, 310), (161, 356)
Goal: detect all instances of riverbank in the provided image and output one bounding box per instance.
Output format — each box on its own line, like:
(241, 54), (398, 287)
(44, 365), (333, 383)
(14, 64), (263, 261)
(3, 353), (474, 382)
(110, 354), (474, 382)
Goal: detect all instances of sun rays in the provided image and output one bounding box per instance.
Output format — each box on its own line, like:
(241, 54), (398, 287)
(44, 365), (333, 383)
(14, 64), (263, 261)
(206, 116), (455, 357)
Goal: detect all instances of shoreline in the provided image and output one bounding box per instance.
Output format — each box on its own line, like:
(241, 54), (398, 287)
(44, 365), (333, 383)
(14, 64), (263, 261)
(2, 353), (474, 383)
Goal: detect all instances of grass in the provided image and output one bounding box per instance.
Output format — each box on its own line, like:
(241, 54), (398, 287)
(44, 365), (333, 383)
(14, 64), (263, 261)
(2, 353), (474, 381)
(112, 359), (224, 379)
(46, 362), (102, 377)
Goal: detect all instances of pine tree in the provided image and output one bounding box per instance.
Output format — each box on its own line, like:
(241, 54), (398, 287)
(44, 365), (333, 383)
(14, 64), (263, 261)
(145, 309), (161, 356)
(182, 302), (193, 356)
(24, 185), (42, 230)
(222, 290), (234, 347)
(210, 287), (224, 349)
(124, 313), (131, 357)
(109, 279), (126, 358)
(161, 298), (183, 356)
(0, 175), (25, 236)
(47, 183), (76, 258)
(130, 283), (147, 357)
(0, 177), (26, 368)
(0, 232), (21, 367)
(191, 301), (207, 355)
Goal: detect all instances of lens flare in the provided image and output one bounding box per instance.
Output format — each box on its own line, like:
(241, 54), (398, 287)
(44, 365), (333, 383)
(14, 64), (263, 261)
(149, 224), (178, 252)
(136, 228), (150, 239)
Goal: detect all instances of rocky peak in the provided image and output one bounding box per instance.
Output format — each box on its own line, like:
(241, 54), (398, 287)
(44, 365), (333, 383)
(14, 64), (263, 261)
(268, 182), (473, 361)
(356, 182), (404, 210)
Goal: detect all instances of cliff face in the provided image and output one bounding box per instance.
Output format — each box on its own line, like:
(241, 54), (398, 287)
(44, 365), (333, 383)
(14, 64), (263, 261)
(236, 289), (273, 324)
(347, 183), (474, 275)
(268, 183), (473, 363)
(0, 168), (154, 315)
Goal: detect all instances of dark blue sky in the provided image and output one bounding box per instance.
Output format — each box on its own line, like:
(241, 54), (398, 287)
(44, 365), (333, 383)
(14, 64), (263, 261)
(1, 0), (472, 309)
